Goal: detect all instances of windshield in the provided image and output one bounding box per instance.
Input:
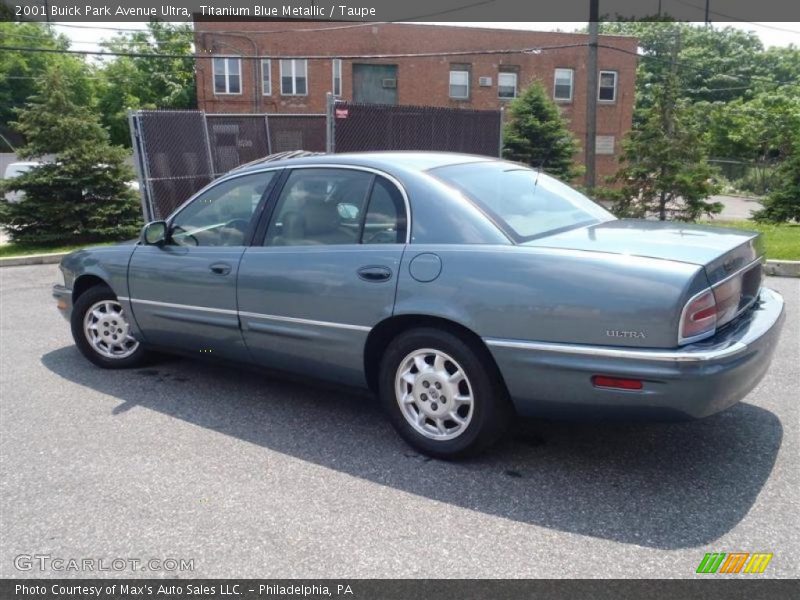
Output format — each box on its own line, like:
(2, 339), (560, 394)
(430, 161), (615, 242)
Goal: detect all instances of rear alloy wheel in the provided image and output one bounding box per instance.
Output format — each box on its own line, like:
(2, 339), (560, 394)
(71, 285), (148, 369)
(379, 328), (510, 458)
(395, 348), (474, 441)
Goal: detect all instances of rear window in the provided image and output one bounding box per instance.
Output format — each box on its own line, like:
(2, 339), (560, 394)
(430, 161), (614, 242)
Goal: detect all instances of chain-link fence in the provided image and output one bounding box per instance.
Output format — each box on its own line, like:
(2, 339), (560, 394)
(131, 110), (326, 220)
(130, 102), (502, 220)
(331, 100), (502, 157)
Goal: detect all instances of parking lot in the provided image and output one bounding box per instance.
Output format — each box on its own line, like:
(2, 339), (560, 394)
(0, 264), (798, 578)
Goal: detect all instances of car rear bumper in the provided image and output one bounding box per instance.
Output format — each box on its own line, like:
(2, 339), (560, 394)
(52, 284), (72, 321)
(485, 287), (785, 420)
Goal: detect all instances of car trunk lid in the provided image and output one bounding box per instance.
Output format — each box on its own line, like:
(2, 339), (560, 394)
(527, 219), (765, 336)
(526, 219), (762, 280)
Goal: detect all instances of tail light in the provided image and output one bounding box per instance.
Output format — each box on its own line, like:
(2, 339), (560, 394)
(679, 289), (717, 343)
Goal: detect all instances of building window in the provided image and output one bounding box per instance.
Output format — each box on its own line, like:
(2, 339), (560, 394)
(553, 68), (573, 102)
(332, 59), (342, 97)
(213, 57), (241, 95)
(498, 72), (518, 99)
(449, 67), (470, 99)
(261, 59), (271, 96)
(598, 70), (617, 102)
(280, 59), (308, 96)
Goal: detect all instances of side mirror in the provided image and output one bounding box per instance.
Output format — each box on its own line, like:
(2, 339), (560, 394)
(142, 221), (168, 246)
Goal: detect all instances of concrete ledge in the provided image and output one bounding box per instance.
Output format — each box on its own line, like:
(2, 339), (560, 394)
(764, 260), (800, 278)
(0, 252), (68, 268)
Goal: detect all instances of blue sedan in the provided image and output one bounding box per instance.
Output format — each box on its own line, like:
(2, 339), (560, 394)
(53, 152), (785, 458)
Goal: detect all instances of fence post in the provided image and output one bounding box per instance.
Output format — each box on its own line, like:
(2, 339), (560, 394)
(264, 114), (272, 155)
(202, 111), (216, 179)
(325, 92), (335, 154)
(498, 106), (505, 158)
(127, 110), (153, 222)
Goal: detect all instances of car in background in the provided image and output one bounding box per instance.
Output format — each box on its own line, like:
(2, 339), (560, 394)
(52, 152), (785, 458)
(3, 161), (40, 203)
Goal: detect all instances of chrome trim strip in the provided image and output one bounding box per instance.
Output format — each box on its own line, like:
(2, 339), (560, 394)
(239, 311), (371, 332)
(484, 338), (747, 363)
(124, 297), (371, 332)
(713, 256), (762, 288)
(125, 298), (238, 315)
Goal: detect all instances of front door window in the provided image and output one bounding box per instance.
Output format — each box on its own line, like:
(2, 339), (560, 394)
(170, 172), (276, 247)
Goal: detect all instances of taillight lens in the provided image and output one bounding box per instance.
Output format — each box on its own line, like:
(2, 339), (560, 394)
(680, 289), (717, 343)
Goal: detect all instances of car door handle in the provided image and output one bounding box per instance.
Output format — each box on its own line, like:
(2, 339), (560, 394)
(357, 266), (392, 282)
(209, 262), (232, 276)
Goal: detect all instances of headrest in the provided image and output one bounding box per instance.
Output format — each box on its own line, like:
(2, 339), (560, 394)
(303, 199), (339, 236)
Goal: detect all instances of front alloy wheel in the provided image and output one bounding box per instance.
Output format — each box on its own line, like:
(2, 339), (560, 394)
(70, 284), (148, 369)
(83, 299), (140, 359)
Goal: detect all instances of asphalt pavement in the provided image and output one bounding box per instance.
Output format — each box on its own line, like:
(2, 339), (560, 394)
(0, 265), (798, 578)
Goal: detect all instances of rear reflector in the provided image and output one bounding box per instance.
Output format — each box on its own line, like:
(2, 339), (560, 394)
(592, 375), (644, 390)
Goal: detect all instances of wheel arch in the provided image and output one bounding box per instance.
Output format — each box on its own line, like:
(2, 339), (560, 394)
(363, 314), (509, 397)
(72, 274), (111, 304)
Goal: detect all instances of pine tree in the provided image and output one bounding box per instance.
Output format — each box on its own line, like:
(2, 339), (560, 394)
(606, 49), (722, 221)
(754, 145), (800, 223)
(502, 81), (579, 180)
(0, 66), (142, 245)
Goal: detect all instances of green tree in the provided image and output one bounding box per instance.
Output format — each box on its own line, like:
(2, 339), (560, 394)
(0, 22), (96, 146)
(754, 135), (800, 223)
(502, 81), (579, 179)
(598, 21), (766, 121)
(0, 66), (142, 245)
(96, 22), (196, 146)
(607, 70), (721, 221)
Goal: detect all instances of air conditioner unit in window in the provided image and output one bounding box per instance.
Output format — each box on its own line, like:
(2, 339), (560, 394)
(382, 78), (397, 89)
(478, 76), (492, 87)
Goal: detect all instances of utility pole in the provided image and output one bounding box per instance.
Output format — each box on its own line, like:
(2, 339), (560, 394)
(585, 0), (599, 190)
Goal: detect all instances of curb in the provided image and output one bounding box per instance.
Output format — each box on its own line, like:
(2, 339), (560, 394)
(764, 260), (800, 278)
(0, 252), (69, 268)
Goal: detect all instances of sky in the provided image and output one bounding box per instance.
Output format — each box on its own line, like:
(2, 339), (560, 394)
(52, 21), (799, 53)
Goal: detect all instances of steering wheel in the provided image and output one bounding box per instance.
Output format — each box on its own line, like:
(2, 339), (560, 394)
(170, 225), (199, 247)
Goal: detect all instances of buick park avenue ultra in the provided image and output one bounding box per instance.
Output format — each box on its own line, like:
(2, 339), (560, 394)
(53, 152), (785, 458)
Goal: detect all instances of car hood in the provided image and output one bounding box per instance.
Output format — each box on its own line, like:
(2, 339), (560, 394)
(527, 219), (761, 264)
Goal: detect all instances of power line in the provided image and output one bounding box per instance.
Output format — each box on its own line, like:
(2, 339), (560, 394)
(0, 42), (586, 61)
(671, 0), (800, 35)
(598, 43), (799, 88)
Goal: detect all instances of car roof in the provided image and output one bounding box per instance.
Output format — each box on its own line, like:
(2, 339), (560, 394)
(233, 151), (499, 178)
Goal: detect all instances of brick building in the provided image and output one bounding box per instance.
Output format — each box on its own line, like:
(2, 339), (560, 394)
(193, 21), (638, 178)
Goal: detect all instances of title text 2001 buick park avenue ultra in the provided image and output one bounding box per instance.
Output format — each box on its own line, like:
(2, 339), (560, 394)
(53, 152), (785, 458)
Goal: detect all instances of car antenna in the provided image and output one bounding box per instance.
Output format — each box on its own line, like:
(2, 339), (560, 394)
(533, 158), (546, 190)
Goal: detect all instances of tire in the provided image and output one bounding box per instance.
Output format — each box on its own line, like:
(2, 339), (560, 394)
(379, 327), (511, 459)
(70, 284), (149, 369)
